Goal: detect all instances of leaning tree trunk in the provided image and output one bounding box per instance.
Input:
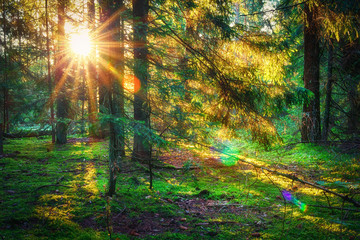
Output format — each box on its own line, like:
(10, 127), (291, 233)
(132, 0), (151, 162)
(55, 0), (69, 144)
(301, 3), (321, 143)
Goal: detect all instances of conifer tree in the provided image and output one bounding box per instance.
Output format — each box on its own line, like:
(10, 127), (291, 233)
(55, 0), (69, 144)
(132, 0), (151, 162)
(301, 2), (321, 142)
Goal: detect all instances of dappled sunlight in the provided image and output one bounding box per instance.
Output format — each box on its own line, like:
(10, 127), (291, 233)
(35, 194), (74, 223)
(301, 214), (358, 236)
(34, 160), (101, 227)
(166, 178), (180, 186)
(83, 163), (99, 197)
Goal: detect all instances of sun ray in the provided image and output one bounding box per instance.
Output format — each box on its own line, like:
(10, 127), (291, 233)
(49, 58), (77, 106)
(85, 64), (97, 120)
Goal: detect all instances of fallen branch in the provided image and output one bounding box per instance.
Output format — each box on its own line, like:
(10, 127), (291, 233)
(4, 131), (51, 138)
(234, 156), (360, 208)
(33, 175), (71, 192)
(195, 143), (360, 208)
(308, 204), (360, 212)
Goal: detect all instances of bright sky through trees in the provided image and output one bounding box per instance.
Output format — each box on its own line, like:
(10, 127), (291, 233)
(69, 30), (92, 56)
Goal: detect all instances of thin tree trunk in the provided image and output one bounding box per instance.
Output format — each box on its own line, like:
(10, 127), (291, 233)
(343, 41), (360, 137)
(0, 123), (3, 155)
(322, 43), (333, 141)
(115, 3), (126, 159)
(301, 3), (321, 142)
(45, 0), (55, 143)
(55, 0), (69, 144)
(2, 0), (9, 134)
(132, 0), (151, 162)
(107, 0), (126, 197)
(87, 0), (97, 138)
(98, 2), (109, 138)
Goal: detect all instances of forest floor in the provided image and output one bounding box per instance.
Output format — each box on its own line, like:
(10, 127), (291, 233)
(0, 137), (359, 239)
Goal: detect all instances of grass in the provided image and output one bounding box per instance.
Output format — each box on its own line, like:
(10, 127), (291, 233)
(0, 136), (359, 239)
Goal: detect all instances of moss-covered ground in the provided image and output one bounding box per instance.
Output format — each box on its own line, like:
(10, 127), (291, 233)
(0, 137), (359, 239)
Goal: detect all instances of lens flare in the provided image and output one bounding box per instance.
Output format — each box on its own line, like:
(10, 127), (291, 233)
(123, 75), (141, 93)
(281, 190), (308, 212)
(220, 143), (239, 166)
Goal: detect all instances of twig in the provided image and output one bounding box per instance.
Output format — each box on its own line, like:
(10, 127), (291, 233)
(56, 176), (64, 184)
(261, 169), (287, 238)
(323, 192), (334, 214)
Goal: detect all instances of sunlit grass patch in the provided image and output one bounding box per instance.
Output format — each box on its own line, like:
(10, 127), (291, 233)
(1, 137), (359, 239)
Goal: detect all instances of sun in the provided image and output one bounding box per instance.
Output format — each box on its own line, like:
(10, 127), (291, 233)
(69, 30), (92, 56)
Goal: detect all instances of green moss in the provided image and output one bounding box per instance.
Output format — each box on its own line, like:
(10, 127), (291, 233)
(1, 137), (359, 239)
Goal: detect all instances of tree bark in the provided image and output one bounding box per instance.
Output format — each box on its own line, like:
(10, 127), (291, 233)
(55, 0), (69, 144)
(132, 0), (151, 162)
(99, 0), (126, 196)
(301, 3), (321, 142)
(87, 0), (98, 138)
(2, 0), (9, 134)
(45, 0), (55, 143)
(342, 41), (360, 137)
(98, 0), (110, 139)
(322, 43), (333, 141)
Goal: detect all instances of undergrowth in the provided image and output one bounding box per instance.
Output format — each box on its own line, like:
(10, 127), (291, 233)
(0, 136), (359, 239)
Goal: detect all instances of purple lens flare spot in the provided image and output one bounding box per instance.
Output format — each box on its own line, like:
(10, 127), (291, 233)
(281, 190), (292, 201)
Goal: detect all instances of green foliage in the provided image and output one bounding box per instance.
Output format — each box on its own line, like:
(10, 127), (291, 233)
(1, 138), (359, 239)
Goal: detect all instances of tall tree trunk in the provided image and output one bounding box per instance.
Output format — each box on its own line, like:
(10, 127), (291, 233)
(98, 2), (109, 139)
(99, 0), (126, 196)
(45, 0), (55, 143)
(114, 4), (126, 159)
(87, 0), (98, 138)
(0, 0), (5, 154)
(342, 41), (360, 138)
(2, 0), (9, 134)
(109, 0), (125, 196)
(322, 43), (333, 141)
(132, 0), (151, 162)
(301, 3), (321, 142)
(55, 0), (69, 144)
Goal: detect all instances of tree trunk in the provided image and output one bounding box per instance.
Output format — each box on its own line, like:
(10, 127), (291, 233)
(114, 3), (126, 159)
(132, 0), (151, 163)
(342, 41), (360, 138)
(99, 0), (126, 196)
(45, 0), (55, 143)
(322, 43), (333, 141)
(87, 0), (98, 138)
(2, 0), (9, 134)
(55, 0), (69, 144)
(98, 3), (109, 139)
(301, 3), (321, 142)
(0, 123), (3, 155)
